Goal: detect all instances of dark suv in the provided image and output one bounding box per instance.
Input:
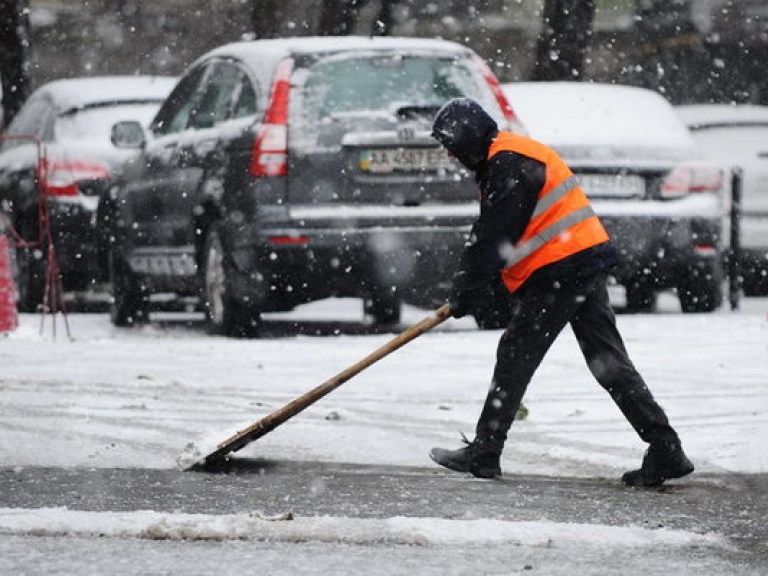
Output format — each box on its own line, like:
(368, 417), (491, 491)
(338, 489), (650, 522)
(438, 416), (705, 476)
(107, 37), (521, 335)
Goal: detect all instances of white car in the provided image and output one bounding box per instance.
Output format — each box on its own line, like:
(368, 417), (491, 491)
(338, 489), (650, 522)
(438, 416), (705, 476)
(0, 75), (176, 310)
(677, 104), (768, 295)
(502, 82), (727, 312)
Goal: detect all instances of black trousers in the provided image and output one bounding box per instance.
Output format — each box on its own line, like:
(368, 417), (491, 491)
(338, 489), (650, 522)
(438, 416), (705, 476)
(475, 271), (680, 450)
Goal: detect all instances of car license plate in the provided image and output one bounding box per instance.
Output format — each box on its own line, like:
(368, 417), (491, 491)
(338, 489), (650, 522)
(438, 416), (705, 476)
(359, 148), (455, 173)
(578, 174), (645, 198)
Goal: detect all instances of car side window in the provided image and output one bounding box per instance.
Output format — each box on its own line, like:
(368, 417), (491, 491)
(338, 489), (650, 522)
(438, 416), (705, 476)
(187, 62), (245, 129)
(232, 74), (258, 119)
(151, 66), (208, 136)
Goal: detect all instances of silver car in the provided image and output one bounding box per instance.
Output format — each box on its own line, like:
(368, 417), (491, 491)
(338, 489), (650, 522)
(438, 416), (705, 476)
(677, 103), (768, 296)
(502, 82), (727, 313)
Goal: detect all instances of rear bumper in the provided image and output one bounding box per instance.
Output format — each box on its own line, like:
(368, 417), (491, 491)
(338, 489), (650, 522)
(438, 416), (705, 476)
(594, 195), (725, 288)
(47, 197), (101, 289)
(229, 221), (471, 309)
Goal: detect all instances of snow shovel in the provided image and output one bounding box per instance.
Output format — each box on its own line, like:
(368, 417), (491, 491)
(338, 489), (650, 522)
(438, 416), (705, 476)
(182, 303), (453, 471)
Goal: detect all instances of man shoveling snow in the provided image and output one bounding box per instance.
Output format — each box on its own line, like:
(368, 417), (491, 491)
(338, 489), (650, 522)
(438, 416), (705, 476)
(429, 98), (694, 488)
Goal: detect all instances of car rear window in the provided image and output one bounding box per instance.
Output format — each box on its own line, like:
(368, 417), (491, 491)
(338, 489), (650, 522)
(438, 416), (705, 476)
(293, 54), (500, 126)
(690, 124), (768, 161)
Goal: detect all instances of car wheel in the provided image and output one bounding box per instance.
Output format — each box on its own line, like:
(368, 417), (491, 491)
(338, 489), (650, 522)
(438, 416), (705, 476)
(109, 251), (148, 326)
(677, 264), (723, 313)
(624, 279), (657, 313)
(364, 288), (401, 325)
(202, 229), (261, 337)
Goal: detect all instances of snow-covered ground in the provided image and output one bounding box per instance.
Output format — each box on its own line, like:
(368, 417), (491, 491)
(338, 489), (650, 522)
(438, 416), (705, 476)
(2, 292), (766, 476)
(1, 292), (766, 573)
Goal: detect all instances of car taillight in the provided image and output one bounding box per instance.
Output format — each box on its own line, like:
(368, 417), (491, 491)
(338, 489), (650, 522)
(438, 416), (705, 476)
(250, 58), (293, 177)
(37, 157), (111, 196)
(660, 165), (723, 199)
(268, 235), (308, 245)
(471, 54), (527, 134)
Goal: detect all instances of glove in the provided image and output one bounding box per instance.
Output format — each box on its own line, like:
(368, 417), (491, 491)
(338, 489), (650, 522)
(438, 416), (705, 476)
(448, 289), (473, 319)
(448, 270), (483, 319)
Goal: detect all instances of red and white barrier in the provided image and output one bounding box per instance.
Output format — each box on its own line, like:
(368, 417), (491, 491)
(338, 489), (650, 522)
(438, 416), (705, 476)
(0, 235), (19, 333)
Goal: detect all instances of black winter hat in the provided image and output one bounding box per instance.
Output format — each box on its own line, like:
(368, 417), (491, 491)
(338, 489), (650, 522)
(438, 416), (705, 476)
(431, 98), (498, 171)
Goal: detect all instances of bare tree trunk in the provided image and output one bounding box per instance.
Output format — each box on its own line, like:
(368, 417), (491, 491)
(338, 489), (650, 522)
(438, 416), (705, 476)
(0, 0), (30, 128)
(372, 0), (398, 36)
(632, 0), (711, 103)
(252, 0), (287, 39)
(318, 0), (359, 35)
(532, 0), (595, 81)
(318, 0), (397, 36)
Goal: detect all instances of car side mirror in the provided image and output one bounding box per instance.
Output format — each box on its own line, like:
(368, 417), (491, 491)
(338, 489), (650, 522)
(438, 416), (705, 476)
(111, 120), (146, 149)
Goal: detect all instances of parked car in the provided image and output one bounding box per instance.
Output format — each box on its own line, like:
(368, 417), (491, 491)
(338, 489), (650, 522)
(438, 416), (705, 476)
(676, 103), (768, 295)
(106, 36), (523, 335)
(0, 75), (176, 311)
(501, 82), (727, 313)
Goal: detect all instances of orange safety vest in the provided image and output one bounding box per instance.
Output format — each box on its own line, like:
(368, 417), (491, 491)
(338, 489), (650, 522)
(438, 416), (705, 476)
(488, 131), (610, 293)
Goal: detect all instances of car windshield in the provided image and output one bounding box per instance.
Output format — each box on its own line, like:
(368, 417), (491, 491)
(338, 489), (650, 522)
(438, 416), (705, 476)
(297, 54), (494, 120)
(55, 102), (161, 144)
(690, 124), (768, 161)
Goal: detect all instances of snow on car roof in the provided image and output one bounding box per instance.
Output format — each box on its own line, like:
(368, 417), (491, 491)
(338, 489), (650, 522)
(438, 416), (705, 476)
(35, 76), (177, 113)
(208, 35), (471, 59)
(201, 36), (473, 86)
(502, 81), (697, 151)
(676, 103), (768, 129)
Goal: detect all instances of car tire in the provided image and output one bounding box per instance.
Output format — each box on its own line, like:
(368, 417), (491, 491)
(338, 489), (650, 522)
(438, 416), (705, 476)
(624, 279), (657, 313)
(202, 228), (261, 338)
(677, 264), (723, 313)
(364, 288), (402, 325)
(109, 251), (149, 326)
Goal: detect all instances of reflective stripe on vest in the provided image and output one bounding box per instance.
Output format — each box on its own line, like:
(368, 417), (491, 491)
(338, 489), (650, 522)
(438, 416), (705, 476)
(505, 204), (596, 267)
(531, 174), (579, 219)
(487, 132), (610, 293)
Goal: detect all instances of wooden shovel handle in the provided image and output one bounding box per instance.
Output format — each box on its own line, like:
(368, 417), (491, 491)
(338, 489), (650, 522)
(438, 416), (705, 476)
(219, 303), (453, 453)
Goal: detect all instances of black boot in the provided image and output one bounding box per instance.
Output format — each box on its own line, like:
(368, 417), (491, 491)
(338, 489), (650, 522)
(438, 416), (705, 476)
(622, 442), (694, 487)
(429, 434), (502, 479)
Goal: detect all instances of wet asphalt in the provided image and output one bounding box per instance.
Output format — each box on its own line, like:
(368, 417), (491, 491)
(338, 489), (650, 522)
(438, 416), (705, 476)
(1, 459), (766, 572)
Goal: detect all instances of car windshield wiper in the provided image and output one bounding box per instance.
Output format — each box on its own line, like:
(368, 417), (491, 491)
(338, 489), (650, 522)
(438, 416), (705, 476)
(394, 105), (442, 120)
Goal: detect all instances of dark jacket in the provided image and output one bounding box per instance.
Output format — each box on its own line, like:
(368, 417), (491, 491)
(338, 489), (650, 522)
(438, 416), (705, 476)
(432, 98), (619, 299)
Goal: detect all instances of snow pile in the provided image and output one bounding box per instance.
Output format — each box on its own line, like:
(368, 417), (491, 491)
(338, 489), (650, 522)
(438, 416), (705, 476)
(0, 507), (727, 549)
